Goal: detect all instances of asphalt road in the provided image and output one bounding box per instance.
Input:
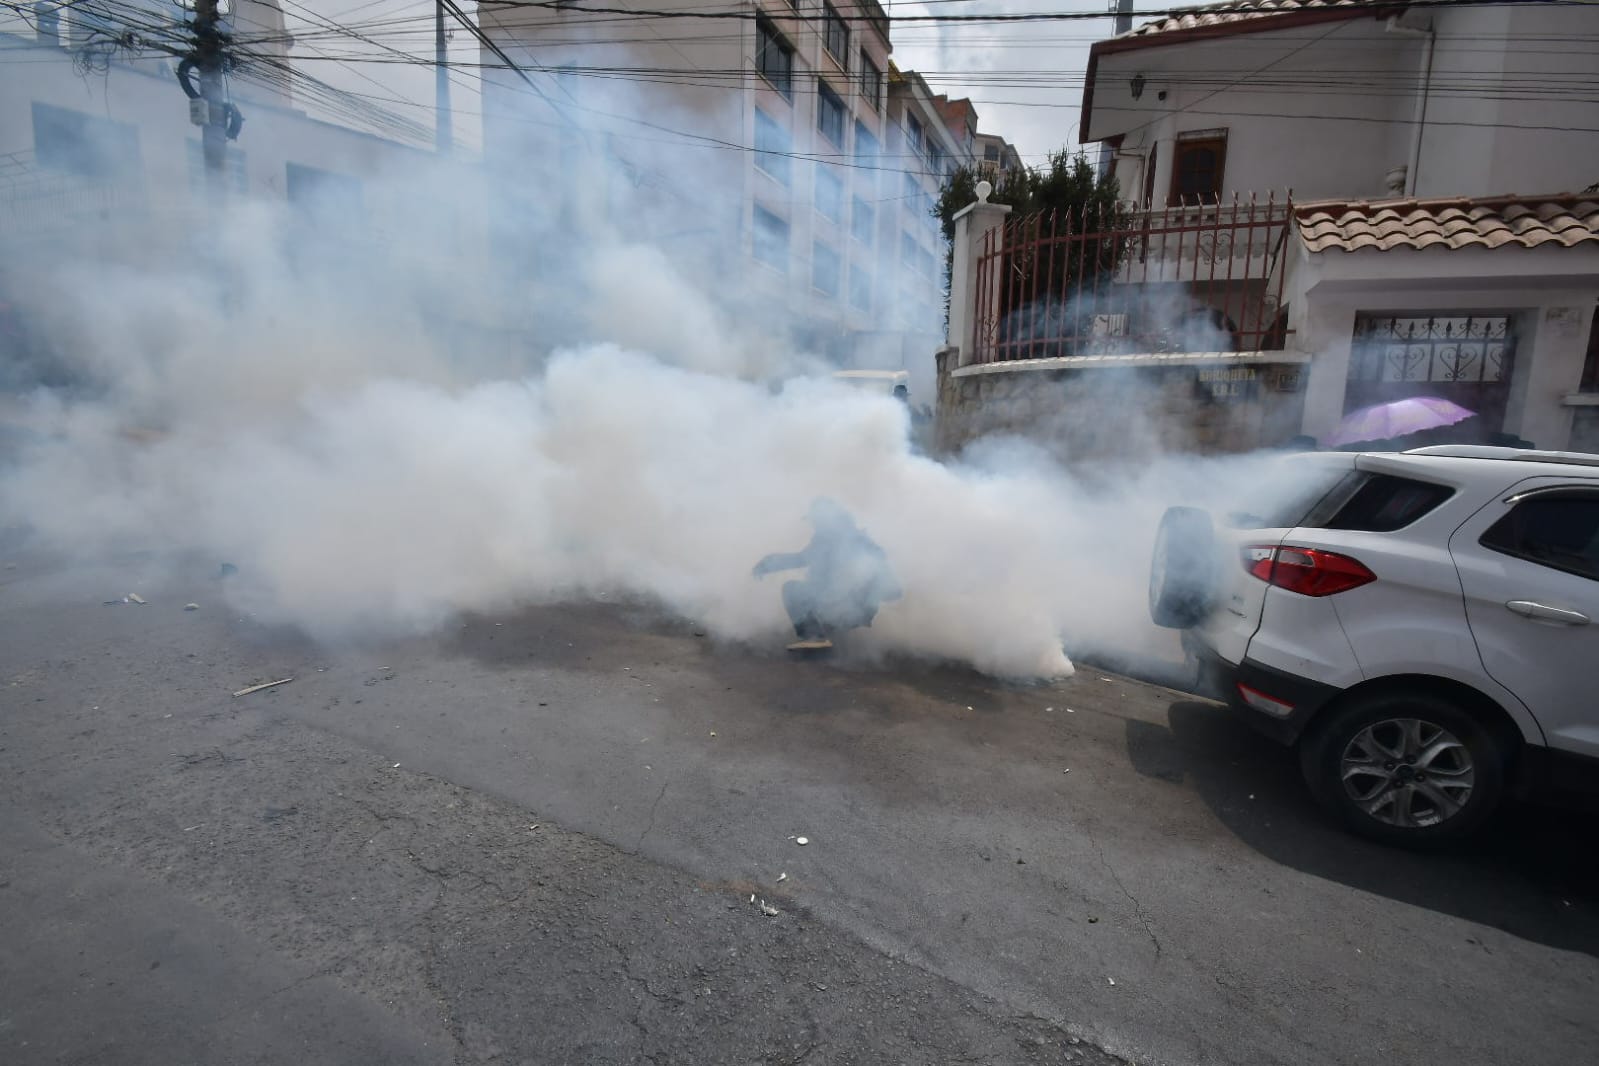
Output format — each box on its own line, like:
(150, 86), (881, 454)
(2, 552), (1596, 1066)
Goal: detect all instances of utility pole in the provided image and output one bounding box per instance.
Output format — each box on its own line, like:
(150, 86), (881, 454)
(193, 0), (228, 201)
(435, 0), (453, 154)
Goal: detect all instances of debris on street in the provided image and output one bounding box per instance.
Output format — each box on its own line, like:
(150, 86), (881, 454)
(184, 603), (199, 611)
(128, 593), (147, 605)
(231, 677), (294, 698)
(777, 872), (787, 882)
(759, 899), (780, 917)
(795, 836), (809, 846)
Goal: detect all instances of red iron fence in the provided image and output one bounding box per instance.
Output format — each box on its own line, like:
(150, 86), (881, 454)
(971, 194), (1295, 363)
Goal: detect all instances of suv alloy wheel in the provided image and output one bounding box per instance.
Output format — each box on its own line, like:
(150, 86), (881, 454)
(1299, 690), (1509, 846)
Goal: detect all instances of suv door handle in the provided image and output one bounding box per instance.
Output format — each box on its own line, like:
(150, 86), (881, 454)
(1505, 600), (1592, 625)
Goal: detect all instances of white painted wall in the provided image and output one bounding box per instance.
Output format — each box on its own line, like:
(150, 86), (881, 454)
(1417, 5), (1599, 197)
(1091, 5), (1599, 203)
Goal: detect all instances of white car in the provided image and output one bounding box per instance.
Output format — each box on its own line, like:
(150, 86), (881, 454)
(1149, 445), (1599, 846)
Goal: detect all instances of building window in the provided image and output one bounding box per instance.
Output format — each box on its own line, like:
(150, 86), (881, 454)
(1171, 129), (1227, 204)
(813, 242), (840, 297)
(815, 165), (844, 223)
(983, 144), (1000, 162)
(851, 196), (874, 245)
(854, 121), (879, 165)
(817, 80), (845, 147)
(849, 266), (871, 312)
(31, 102), (141, 179)
(857, 51), (882, 110)
(822, 2), (848, 67)
(1350, 315), (1513, 385)
(286, 162), (363, 217)
(755, 108), (791, 185)
(753, 204), (789, 269)
(756, 17), (794, 98)
(186, 139), (248, 194)
(928, 143), (946, 176)
(905, 114), (924, 161)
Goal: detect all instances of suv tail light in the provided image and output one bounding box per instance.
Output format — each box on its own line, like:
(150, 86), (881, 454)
(1242, 545), (1376, 597)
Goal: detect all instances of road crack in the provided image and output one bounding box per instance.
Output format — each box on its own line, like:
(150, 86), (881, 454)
(633, 781), (668, 854)
(1084, 822), (1162, 960)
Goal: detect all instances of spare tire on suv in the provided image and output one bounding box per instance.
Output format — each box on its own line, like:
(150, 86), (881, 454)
(1149, 506), (1218, 629)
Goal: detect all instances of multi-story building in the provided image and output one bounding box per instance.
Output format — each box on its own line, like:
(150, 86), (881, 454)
(477, 1), (988, 393)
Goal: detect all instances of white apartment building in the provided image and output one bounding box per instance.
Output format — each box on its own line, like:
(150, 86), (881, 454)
(477, 0), (978, 380)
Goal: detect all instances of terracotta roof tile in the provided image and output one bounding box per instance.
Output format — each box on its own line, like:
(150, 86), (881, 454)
(1293, 195), (1599, 253)
(1121, 0), (1381, 40)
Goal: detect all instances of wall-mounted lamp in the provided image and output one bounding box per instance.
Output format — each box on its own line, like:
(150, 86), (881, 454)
(1131, 73), (1146, 100)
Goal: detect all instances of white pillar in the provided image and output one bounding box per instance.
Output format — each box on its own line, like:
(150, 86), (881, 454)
(1299, 300), (1357, 441)
(946, 181), (1012, 367)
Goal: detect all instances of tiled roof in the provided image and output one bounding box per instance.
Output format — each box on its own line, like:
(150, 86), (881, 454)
(1121, 0), (1384, 40)
(1294, 195), (1599, 252)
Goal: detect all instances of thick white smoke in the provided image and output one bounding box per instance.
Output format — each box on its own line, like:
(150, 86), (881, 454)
(0, 64), (1292, 681)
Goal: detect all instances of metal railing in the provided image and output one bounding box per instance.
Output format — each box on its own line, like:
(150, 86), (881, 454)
(971, 193), (1295, 363)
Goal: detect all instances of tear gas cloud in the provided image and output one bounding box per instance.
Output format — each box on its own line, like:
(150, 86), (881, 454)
(0, 56), (1298, 680)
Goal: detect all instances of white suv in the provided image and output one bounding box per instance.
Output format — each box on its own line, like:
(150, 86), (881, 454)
(1150, 446), (1599, 846)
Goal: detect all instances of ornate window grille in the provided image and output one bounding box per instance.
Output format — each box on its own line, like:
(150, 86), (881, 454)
(1350, 314), (1514, 385)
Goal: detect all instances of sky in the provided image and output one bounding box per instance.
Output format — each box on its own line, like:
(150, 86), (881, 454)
(267, 0), (1181, 163)
(887, 0), (1132, 162)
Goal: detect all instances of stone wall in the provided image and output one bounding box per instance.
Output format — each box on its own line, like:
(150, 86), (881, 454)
(935, 352), (1308, 462)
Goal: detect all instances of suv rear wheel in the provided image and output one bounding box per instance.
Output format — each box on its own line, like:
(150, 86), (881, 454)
(1299, 690), (1507, 847)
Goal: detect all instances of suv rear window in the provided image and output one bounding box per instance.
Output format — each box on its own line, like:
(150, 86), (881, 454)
(1480, 491), (1599, 581)
(1316, 474), (1454, 532)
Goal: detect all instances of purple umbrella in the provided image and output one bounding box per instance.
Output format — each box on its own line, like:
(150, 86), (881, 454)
(1327, 396), (1476, 446)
